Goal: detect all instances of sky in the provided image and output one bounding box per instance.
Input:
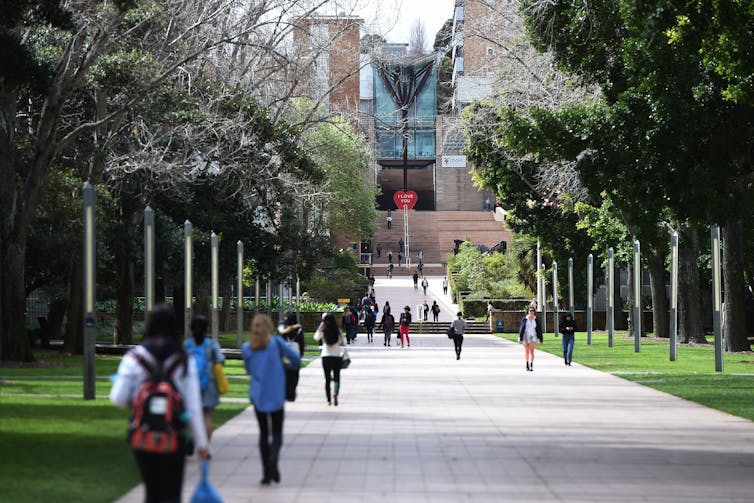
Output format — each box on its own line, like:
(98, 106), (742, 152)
(352, 0), (456, 49)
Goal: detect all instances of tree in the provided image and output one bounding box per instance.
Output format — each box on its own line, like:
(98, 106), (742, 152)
(360, 33), (386, 54)
(408, 19), (428, 57)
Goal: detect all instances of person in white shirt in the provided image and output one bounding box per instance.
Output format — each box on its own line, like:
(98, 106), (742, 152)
(313, 313), (345, 406)
(110, 305), (209, 503)
(518, 306), (543, 371)
(442, 277), (449, 295)
(421, 277), (429, 296)
(450, 312), (467, 360)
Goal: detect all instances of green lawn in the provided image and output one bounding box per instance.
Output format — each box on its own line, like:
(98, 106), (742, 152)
(498, 331), (754, 421)
(0, 350), (248, 503)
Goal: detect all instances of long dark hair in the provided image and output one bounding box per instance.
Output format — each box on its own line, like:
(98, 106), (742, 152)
(143, 304), (183, 360)
(322, 313), (340, 344)
(190, 315), (209, 344)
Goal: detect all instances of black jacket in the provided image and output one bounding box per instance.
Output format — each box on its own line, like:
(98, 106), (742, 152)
(560, 316), (577, 337)
(400, 312), (412, 326)
(518, 316), (543, 343)
(278, 323), (305, 355)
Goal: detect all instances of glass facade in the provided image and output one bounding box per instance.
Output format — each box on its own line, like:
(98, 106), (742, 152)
(373, 63), (437, 159)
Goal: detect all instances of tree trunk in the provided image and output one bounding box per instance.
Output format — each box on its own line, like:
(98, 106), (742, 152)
(678, 226), (706, 344)
(0, 239), (34, 361)
(221, 280), (233, 332)
(648, 248), (669, 339)
(723, 219), (750, 352)
(64, 250), (84, 354)
(626, 261), (635, 337)
(113, 251), (135, 345)
(43, 299), (67, 348)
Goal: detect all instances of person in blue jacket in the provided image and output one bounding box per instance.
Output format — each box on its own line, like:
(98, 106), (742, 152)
(242, 314), (301, 486)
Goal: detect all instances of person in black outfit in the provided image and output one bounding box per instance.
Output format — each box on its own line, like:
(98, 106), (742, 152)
(412, 272), (419, 290)
(364, 306), (376, 343)
(560, 313), (577, 366)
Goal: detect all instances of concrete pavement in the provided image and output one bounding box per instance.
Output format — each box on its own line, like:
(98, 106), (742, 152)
(117, 330), (754, 503)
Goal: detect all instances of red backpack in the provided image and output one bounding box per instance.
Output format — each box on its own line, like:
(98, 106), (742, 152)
(128, 347), (187, 454)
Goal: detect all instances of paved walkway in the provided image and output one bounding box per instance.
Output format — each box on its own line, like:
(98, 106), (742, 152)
(118, 327), (754, 502)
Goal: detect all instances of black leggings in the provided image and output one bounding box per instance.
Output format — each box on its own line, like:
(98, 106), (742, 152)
(322, 356), (342, 402)
(255, 408), (284, 472)
(133, 449), (185, 503)
(453, 335), (464, 358)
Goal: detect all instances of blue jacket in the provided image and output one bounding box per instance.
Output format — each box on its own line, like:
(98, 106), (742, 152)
(242, 336), (301, 413)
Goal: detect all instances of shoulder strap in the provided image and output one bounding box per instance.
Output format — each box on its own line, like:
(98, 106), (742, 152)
(131, 346), (157, 378)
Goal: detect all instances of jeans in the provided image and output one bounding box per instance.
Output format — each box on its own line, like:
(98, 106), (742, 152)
(322, 356), (342, 402)
(254, 408), (284, 479)
(453, 334), (464, 359)
(133, 448), (185, 503)
(562, 333), (575, 364)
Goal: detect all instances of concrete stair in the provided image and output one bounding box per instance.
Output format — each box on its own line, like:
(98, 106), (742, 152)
(372, 210), (513, 276)
(358, 320), (491, 335)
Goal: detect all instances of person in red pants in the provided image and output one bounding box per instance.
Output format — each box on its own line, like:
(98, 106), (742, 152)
(399, 306), (412, 348)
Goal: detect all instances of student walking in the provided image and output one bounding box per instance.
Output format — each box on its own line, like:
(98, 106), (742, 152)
(277, 311), (305, 402)
(421, 277), (429, 295)
(418, 249), (424, 261)
(386, 214), (393, 229)
(431, 301), (441, 322)
(364, 306), (377, 343)
(399, 306), (412, 348)
(518, 306), (543, 371)
(560, 313), (577, 366)
(412, 272), (419, 290)
(442, 277), (449, 295)
(449, 312), (467, 360)
(399, 238), (405, 253)
(398, 252), (403, 267)
(388, 262), (394, 278)
(110, 305), (210, 503)
(381, 310), (395, 346)
(314, 314), (345, 405)
(388, 251), (393, 265)
(342, 308), (356, 344)
(487, 301), (494, 320)
(422, 300), (429, 321)
(376, 243), (382, 258)
(185, 315), (226, 440)
(242, 314), (302, 485)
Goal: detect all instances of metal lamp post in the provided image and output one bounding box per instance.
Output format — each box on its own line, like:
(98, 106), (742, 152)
(541, 263), (547, 334)
(211, 232), (219, 338)
(711, 226), (723, 372)
(553, 262), (559, 337)
(144, 206), (155, 315)
(587, 254), (593, 345)
(184, 220), (193, 339)
(237, 241), (244, 349)
(83, 182), (96, 400)
(670, 233), (679, 361)
(536, 239), (542, 312)
(633, 240), (641, 353)
(568, 257), (574, 314)
(607, 248), (615, 348)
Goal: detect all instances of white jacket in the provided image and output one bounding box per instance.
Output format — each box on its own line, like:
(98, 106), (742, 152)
(109, 347), (209, 450)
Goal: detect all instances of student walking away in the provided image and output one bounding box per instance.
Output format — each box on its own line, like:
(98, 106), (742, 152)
(342, 308), (355, 344)
(421, 277), (429, 296)
(560, 313), (577, 366)
(383, 301), (391, 316)
(314, 314), (345, 405)
(518, 306), (543, 371)
(185, 315), (226, 440)
(361, 293), (372, 318)
(399, 238), (405, 253)
(386, 214), (393, 229)
(388, 251), (393, 264)
(398, 252), (403, 267)
(485, 198), (492, 211)
(431, 301), (441, 322)
(418, 249), (424, 261)
(449, 312), (467, 360)
(422, 300), (430, 321)
(242, 314), (301, 485)
(364, 306), (377, 343)
(277, 311), (306, 401)
(413, 272), (419, 290)
(418, 262), (424, 274)
(381, 310), (396, 346)
(399, 306), (412, 348)
(376, 243), (382, 258)
(442, 277), (449, 295)
(110, 305), (210, 503)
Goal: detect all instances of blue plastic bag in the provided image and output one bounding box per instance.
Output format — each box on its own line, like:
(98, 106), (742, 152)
(190, 461), (223, 503)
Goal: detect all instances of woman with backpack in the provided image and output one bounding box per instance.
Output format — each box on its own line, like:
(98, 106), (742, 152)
(431, 301), (441, 322)
(242, 314), (302, 485)
(381, 309), (395, 346)
(184, 315), (226, 440)
(313, 313), (345, 406)
(110, 305), (209, 503)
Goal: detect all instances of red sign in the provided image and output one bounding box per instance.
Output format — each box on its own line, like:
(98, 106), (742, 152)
(393, 190), (418, 210)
